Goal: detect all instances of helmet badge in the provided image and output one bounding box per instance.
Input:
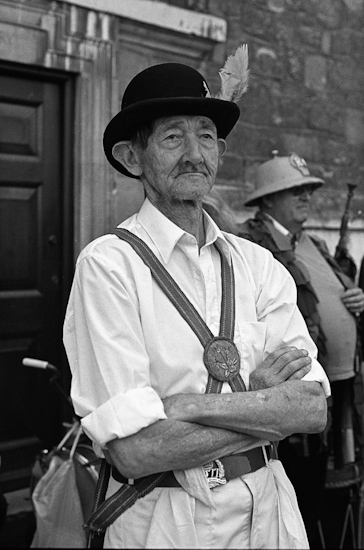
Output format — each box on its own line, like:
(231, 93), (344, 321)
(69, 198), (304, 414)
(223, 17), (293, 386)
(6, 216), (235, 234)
(289, 154), (310, 176)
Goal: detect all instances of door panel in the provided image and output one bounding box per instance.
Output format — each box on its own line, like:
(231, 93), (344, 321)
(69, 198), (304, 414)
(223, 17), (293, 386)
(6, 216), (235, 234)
(0, 70), (68, 491)
(0, 187), (38, 290)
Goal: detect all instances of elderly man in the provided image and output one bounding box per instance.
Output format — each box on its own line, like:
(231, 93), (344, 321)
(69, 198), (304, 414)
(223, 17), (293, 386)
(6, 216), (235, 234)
(240, 152), (364, 545)
(63, 62), (330, 549)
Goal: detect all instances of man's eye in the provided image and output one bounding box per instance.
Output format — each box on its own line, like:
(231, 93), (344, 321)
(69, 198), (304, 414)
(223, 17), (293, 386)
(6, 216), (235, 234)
(162, 134), (183, 148)
(201, 133), (215, 140)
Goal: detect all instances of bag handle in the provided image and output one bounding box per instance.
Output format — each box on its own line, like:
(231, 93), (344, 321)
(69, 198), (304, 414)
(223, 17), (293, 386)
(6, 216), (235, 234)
(69, 424), (83, 461)
(55, 420), (80, 453)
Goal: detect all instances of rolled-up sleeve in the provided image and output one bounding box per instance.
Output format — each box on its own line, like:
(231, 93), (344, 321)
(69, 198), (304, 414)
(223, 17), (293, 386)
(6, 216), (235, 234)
(63, 245), (167, 448)
(80, 387), (166, 447)
(301, 357), (330, 394)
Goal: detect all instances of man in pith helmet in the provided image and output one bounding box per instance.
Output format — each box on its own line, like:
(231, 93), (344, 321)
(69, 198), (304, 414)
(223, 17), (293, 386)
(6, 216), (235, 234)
(64, 55), (329, 549)
(240, 151), (364, 546)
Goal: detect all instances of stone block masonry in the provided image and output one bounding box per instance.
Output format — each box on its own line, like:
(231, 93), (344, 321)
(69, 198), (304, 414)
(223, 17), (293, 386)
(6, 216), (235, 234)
(197, 0), (364, 264)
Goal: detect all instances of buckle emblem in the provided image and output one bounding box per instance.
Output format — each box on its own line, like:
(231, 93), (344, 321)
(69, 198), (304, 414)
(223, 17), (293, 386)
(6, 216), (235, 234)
(203, 459), (227, 489)
(203, 337), (240, 382)
(289, 153), (310, 176)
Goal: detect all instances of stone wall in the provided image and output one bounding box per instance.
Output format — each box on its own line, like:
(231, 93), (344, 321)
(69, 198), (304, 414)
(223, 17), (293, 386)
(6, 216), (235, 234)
(162, 0), (364, 266)
(1, 0), (363, 264)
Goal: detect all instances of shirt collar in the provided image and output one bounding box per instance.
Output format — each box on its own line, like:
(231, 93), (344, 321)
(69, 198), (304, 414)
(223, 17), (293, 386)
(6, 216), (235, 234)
(203, 211), (231, 260)
(262, 212), (304, 248)
(136, 198), (231, 264)
(263, 212), (291, 237)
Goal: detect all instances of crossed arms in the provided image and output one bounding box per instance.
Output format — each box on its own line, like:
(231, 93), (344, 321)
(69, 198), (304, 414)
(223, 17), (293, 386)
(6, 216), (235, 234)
(107, 346), (327, 479)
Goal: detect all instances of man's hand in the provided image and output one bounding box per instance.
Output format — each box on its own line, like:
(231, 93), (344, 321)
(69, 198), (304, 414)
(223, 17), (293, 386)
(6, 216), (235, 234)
(341, 287), (364, 315)
(249, 346), (312, 391)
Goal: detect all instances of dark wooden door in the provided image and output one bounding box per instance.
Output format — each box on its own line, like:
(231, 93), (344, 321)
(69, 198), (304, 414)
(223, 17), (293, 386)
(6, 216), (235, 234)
(0, 68), (72, 491)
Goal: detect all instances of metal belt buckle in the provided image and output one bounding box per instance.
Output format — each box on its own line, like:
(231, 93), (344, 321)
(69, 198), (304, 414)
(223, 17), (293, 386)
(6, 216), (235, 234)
(203, 459), (227, 489)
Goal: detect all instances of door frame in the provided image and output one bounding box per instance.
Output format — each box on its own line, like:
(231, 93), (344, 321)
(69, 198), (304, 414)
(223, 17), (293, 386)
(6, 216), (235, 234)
(0, 59), (75, 393)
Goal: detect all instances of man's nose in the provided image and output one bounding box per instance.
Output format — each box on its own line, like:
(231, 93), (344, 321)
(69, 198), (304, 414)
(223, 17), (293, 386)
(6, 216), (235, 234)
(299, 190), (312, 200)
(182, 135), (204, 164)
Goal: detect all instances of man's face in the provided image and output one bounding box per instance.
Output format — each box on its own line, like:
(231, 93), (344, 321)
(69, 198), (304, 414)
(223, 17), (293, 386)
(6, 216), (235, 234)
(135, 115), (225, 203)
(266, 184), (316, 234)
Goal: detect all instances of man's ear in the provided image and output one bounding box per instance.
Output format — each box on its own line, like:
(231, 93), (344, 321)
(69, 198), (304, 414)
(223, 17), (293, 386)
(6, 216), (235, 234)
(112, 141), (142, 177)
(217, 139), (227, 158)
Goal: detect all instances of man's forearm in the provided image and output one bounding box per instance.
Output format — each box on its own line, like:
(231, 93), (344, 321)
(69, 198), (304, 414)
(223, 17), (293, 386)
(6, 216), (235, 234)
(164, 380), (327, 440)
(107, 417), (255, 480)
(107, 377), (327, 480)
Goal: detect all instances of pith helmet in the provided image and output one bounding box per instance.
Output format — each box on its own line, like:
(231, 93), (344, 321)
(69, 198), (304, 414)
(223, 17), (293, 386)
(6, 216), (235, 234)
(244, 152), (325, 207)
(103, 63), (241, 178)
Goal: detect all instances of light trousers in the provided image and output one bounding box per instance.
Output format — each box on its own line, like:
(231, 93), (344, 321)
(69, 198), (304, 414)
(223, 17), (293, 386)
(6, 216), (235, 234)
(104, 459), (309, 549)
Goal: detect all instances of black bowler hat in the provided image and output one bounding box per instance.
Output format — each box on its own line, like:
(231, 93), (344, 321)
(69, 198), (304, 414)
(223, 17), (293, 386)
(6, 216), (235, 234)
(103, 63), (241, 178)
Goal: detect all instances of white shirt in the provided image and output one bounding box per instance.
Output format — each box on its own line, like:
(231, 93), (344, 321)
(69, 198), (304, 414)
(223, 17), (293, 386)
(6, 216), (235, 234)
(63, 198), (330, 456)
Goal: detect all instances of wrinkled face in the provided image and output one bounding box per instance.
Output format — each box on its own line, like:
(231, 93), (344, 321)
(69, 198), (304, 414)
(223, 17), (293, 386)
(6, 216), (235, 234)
(135, 115), (225, 203)
(265, 184), (316, 233)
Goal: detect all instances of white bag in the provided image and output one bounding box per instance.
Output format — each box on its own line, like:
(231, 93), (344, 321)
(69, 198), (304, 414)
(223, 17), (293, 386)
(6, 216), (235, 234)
(31, 426), (87, 548)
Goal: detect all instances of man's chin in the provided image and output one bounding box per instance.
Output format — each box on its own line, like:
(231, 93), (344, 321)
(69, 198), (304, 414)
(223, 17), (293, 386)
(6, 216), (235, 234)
(295, 215), (309, 227)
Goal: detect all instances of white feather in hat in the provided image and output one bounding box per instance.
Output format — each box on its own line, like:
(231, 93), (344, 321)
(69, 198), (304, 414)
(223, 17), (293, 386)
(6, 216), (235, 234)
(214, 44), (250, 103)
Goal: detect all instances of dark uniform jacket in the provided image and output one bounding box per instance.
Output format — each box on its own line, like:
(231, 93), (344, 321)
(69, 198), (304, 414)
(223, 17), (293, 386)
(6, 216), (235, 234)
(239, 211), (357, 364)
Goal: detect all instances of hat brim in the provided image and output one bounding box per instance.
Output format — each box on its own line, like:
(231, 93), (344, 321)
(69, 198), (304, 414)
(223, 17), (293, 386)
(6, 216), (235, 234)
(103, 97), (240, 178)
(244, 177), (325, 207)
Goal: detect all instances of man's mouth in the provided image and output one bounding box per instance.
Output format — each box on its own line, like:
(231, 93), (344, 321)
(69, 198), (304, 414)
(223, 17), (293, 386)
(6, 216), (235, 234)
(178, 171), (206, 176)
